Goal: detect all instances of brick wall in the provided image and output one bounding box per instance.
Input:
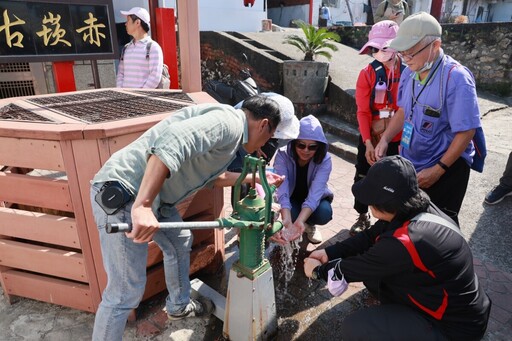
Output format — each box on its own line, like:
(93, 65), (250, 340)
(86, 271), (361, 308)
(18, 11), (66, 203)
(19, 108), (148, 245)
(200, 31), (283, 93)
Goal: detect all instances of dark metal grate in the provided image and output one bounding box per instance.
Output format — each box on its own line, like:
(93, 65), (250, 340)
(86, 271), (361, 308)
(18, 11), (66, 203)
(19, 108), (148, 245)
(28, 90), (129, 107)
(0, 63), (31, 73)
(28, 90), (189, 123)
(0, 103), (53, 122)
(0, 80), (36, 99)
(132, 90), (194, 103)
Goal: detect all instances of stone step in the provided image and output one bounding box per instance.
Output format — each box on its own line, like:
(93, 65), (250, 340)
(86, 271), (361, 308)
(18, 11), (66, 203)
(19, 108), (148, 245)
(226, 32), (292, 61)
(317, 114), (360, 145)
(325, 132), (357, 164)
(298, 112), (359, 164)
(317, 114), (359, 163)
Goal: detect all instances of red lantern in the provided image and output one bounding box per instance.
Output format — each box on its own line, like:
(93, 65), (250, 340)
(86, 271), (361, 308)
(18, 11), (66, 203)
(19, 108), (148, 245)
(244, 0), (255, 7)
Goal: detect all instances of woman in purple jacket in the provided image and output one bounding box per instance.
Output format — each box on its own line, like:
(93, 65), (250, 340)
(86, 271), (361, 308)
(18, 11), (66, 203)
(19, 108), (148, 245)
(273, 115), (333, 244)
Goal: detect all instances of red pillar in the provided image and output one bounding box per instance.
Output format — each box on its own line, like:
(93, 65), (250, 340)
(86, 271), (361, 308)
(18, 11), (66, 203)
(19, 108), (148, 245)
(148, 0), (159, 39)
(430, 0), (443, 21)
(309, 0), (314, 25)
(155, 8), (179, 89)
(52, 61), (76, 93)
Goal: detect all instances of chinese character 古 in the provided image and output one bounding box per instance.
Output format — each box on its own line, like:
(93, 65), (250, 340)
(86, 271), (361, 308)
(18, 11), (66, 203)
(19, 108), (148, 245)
(0, 9), (26, 48)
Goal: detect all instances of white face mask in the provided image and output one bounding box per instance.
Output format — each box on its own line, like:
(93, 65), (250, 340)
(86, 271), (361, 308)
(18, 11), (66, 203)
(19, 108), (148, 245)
(373, 50), (395, 64)
(416, 44), (435, 73)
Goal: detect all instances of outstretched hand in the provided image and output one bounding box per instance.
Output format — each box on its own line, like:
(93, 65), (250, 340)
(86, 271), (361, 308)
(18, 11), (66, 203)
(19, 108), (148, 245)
(304, 257), (322, 278)
(269, 230), (287, 245)
(269, 219), (304, 245)
(265, 172), (285, 188)
(308, 249), (329, 264)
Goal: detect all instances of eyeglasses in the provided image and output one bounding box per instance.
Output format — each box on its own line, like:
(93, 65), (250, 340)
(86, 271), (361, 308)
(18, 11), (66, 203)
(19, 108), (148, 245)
(368, 47), (380, 54)
(296, 142), (318, 151)
(399, 41), (434, 60)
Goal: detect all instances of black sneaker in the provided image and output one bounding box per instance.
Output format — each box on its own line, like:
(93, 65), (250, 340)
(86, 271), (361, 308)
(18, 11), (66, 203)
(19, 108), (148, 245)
(485, 184), (512, 205)
(167, 297), (214, 320)
(350, 213), (371, 236)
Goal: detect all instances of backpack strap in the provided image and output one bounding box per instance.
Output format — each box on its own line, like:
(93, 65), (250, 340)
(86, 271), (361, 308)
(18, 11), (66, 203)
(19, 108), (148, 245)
(411, 212), (462, 237)
(402, 0), (409, 15)
(120, 40), (133, 61)
(392, 216), (450, 320)
(145, 41), (152, 60)
(446, 63), (487, 172)
(369, 59), (406, 115)
(370, 60), (387, 115)
(384, 0), (408, 15)
(120, 39), (152, 61)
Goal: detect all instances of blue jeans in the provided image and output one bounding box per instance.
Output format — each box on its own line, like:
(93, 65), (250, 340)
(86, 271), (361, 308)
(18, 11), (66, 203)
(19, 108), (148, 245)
(91, 183), (193, 341)
(290, 197), (333, 226)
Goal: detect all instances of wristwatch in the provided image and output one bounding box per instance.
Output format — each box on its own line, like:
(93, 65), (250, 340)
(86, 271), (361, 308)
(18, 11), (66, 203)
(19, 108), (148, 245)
(311, 266), (321, 280)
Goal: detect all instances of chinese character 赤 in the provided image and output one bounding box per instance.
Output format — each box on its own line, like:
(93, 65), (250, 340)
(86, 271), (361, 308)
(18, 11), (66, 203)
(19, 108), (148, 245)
(76, 12), (105, 47)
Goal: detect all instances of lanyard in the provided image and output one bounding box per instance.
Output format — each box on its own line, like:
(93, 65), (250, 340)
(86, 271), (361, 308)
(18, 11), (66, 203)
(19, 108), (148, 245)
(409, 56), (444, 120)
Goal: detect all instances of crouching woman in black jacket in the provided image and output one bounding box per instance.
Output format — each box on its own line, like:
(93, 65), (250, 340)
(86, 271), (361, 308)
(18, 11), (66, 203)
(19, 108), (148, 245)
(304, 155), (491, 341)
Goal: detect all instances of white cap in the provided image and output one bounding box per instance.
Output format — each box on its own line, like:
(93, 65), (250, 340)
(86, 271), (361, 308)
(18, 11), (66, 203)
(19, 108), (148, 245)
(234, 92), (300, 140)
(120, 7), (150, 26)
(263, 93), (300, 140)
(390, 12), (442, 51)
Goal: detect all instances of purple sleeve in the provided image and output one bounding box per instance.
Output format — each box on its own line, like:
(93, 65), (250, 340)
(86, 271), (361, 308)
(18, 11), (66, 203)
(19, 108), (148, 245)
(273, 149), (292, 210)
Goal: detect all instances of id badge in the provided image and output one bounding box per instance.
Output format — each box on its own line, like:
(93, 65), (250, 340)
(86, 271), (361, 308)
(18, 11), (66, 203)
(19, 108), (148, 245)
(401, 121), (413, 149)
(379, 109), (391, 119)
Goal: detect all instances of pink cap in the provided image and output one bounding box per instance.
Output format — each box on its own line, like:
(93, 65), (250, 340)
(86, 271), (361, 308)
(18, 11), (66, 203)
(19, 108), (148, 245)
(359, 20), (399, 55)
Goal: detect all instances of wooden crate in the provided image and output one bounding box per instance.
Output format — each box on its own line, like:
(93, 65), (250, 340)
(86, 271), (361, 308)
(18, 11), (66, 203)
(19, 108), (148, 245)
(0, 89), (224, 313)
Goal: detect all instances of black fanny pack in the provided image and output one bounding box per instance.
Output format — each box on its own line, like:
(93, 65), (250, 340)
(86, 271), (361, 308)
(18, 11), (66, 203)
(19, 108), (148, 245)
(95, 181), (133, 215)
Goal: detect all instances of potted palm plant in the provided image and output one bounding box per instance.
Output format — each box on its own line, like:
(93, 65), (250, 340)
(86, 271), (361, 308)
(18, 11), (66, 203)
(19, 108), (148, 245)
(282, 20), (341, 104)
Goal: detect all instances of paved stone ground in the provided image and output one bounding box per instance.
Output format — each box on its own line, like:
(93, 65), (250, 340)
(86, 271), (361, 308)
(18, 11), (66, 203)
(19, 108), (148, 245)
(0, 145), (511, 340)
(1, 30), (511, 341)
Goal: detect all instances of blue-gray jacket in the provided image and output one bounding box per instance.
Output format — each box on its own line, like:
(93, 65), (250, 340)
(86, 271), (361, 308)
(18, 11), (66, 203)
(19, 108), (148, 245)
(274, 115), (333, 211)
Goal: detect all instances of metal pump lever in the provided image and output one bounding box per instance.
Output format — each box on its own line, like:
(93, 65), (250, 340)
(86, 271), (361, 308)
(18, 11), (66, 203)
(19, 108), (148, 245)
(106, 221), (223, 233)
(106, 218), (275, 234)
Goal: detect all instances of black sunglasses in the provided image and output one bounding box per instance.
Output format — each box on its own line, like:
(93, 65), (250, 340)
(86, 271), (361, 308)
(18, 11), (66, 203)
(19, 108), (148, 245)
(296, 142), (318, 151)
(368, 47), (380, 54)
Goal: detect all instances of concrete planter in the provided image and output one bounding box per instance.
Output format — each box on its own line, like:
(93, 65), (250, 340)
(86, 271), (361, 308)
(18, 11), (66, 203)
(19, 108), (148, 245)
(283, 61), (329, 104)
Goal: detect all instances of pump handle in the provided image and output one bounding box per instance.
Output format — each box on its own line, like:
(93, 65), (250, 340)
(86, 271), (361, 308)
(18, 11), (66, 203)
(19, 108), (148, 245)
(106, 221), (223, 234)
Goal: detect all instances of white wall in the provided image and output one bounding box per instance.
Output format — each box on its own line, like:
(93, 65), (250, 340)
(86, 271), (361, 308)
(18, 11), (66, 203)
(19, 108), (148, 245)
(415, 0), (431, 14)
(328, 0), (368, 25)
(488, 1), (512, 22)
(268, 5), (310, 27)
(441, 0), (509, 23)
(160, 0), (268, 32)
(268, 1), (368, 28)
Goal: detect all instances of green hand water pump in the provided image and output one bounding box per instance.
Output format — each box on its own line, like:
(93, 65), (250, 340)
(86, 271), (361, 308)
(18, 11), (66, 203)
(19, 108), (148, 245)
(107, 155), (282, 340)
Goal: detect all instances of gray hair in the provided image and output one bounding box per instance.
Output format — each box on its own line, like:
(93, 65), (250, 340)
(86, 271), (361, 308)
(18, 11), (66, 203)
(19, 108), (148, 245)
(420, 35), (441, 46)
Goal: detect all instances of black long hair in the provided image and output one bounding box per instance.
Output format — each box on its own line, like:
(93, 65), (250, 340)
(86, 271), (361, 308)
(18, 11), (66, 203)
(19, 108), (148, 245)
(372, 189), (430, 220)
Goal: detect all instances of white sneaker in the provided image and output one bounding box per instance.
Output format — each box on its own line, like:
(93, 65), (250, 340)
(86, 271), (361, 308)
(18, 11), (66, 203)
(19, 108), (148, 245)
(167, 297), (214, 320)
(305, 224), (323, 244)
